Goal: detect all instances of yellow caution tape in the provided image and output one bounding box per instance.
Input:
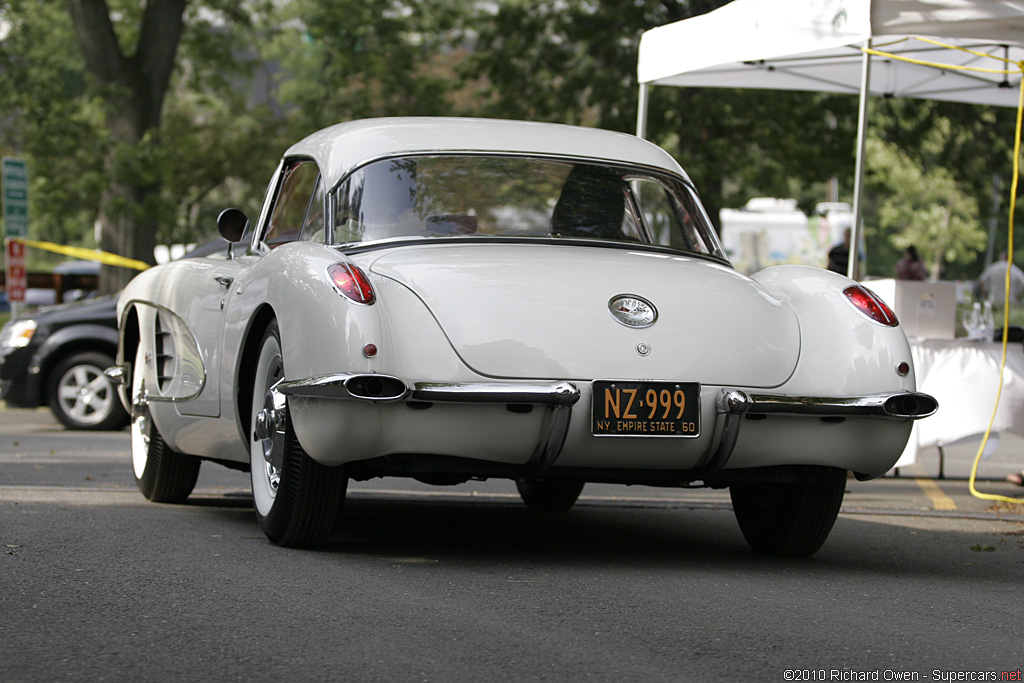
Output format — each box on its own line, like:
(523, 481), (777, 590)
(862, 38), (1023, 504)
(5, 236), (150, 271)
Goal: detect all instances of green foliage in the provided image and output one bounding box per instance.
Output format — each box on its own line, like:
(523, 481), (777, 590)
(865, 135), (987, 278)
(0, 0), (288, 257)
(0, 0), (1016, 285)
(0, 1), (109, 246)
(464, 0), (858, 222)
(263, 0), (467, 133)
(863, 99), (1014, 279)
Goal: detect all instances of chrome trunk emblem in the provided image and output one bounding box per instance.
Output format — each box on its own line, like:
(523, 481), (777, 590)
(609, 294), (657, 328)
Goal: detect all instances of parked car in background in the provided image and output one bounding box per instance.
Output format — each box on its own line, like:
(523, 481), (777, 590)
(0, 295), (127, 430)
(114, 117), (938, 555)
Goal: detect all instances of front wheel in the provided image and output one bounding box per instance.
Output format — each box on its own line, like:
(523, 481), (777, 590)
(250, 322), (346, 547)
(515, 478), (585, 512)
(729, 468), (847, 557)
(131, 346), (200, 503)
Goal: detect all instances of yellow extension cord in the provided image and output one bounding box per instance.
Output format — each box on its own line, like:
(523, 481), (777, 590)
(864, 38), (1023, 504)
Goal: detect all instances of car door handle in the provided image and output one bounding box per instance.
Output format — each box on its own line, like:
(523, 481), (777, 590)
(214, 275), (234, 287)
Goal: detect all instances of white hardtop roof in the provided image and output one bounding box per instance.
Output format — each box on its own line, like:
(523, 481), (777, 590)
(285, 117), (690, 189)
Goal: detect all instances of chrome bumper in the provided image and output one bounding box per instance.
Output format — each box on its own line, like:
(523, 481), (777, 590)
(275, 374), (580, 470)
(274, 373), (936, 476)
(702, 389), (937, 478)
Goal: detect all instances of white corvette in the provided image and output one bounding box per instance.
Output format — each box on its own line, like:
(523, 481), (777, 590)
(112, 117), (936, 554)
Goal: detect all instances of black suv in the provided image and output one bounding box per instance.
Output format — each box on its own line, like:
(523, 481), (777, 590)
(0, 296), (128, 430)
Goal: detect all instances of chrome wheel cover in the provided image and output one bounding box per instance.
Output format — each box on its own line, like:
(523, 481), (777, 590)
(130, 356), (150, 479)
(251, 333), (285, 517)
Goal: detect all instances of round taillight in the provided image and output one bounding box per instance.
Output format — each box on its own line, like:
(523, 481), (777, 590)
(327, 263), (376, 305)
(843, 285), (898, 326)
(896, 361), (910, 376)
(363, 343), (378, 358)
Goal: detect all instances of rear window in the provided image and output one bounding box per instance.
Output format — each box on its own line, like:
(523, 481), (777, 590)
(332, 155), (725, 260)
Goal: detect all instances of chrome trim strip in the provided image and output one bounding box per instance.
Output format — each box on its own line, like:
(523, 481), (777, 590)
(412, 381), (581, 406)
(744, 391), (938, 420)
(277, 375), (581, 406)
(120, 300), (207, 404)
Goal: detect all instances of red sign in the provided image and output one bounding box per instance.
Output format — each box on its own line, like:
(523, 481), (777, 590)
(5, 239), (25, 302)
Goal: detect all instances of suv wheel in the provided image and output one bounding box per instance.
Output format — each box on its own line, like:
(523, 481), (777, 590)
(47, 351), (129, 431)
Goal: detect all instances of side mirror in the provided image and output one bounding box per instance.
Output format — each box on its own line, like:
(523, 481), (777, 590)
(217, 208), (249, 243)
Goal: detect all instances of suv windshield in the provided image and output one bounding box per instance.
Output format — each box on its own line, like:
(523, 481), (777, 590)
(332, 155), (726, 260)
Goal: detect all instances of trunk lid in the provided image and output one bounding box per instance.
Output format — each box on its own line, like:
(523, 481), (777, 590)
(368, 243), (799, 387)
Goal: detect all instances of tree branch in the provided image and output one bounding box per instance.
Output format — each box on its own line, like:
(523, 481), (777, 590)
(135, 0), (187, 110)
(66, 0), (126, 87)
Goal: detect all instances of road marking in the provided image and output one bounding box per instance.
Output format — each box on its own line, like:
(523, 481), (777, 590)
(914, 478), (957, 511)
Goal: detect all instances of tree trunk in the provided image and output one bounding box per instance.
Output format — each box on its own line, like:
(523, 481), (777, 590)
(66, 0), (186, 294)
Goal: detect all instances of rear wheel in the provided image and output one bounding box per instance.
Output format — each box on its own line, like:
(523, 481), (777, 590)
(515, 478), (585, 512)
(47, 351), (128, 431)
(729, 468), (847, 557)
(131, 346), (200, 503)
(250, 321), (346, 547)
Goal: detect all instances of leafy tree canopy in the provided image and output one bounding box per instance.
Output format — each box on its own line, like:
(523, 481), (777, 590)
(0, 0), (1017, 285)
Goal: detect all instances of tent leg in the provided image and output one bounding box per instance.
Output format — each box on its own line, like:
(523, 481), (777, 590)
(636, 83), (650, 139)
(849, 40), (873, 281)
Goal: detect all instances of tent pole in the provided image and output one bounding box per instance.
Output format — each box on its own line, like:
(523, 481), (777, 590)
(849, 40), (873, 280)
(636, 83), (650, 139)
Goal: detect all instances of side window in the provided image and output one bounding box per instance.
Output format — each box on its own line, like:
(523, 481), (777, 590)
(633, 179), (712, 254)
(264, 160), (320, 247)
(298, 176), (325, 243)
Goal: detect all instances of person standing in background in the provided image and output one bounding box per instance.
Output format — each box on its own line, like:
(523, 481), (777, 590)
(827, 229), (851, 275)
(895, 246), (928, 280)
(976, 251), (1024, 304)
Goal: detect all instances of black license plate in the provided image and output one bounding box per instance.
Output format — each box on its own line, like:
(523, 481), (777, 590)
(591, 380), (700, 437)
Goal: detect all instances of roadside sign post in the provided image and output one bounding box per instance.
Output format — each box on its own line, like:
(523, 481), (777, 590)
(5, 239), (25, 304)
(3, 157), (29, 317)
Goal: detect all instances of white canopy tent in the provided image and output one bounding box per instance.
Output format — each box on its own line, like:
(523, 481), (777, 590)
(636, 0), (1024, 278)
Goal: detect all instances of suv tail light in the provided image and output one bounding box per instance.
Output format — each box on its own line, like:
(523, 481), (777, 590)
(327, 263), (376, 305)
(843, 285), (898, 326)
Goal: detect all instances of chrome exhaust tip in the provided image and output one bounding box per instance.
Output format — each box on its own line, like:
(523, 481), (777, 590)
(344, 374), (409, 401)
(883, 392), (938, 419)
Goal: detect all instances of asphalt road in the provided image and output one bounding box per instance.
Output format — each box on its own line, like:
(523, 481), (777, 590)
(2, 407), (1023, 683)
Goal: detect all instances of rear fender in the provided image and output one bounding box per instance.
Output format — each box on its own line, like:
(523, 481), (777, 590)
(753, 266), (917, 396)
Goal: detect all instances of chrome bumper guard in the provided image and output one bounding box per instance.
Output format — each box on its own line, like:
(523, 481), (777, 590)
(104, 364), (127, 386)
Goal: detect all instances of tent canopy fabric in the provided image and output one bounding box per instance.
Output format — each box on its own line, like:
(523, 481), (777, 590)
(638, 0), (1024, 107)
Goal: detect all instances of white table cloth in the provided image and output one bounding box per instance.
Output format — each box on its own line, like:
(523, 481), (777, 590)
(896, 339), (1024, 468)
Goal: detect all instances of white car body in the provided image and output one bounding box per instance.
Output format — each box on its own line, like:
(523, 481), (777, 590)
(114, 117), (936, 554)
